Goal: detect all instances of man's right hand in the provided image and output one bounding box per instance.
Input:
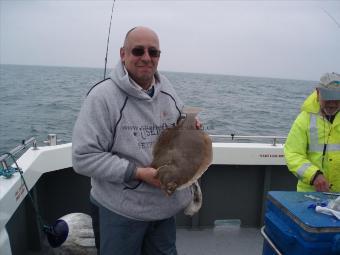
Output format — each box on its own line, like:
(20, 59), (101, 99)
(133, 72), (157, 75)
(313, 174), (330, 192)
(135, 167), (161, 188)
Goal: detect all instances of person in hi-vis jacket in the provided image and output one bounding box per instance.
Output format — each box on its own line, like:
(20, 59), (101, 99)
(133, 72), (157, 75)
(284, 72), (340, 192)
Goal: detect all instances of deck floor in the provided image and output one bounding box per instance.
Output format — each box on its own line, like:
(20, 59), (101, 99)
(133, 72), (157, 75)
(27, 226), (264, 255)
(176, 226), (264, 255)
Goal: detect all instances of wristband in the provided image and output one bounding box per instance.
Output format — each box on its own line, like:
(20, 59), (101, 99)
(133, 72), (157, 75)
(310, 170), (323, 185)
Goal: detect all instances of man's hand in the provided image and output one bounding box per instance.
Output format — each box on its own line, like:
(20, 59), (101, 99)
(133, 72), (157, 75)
(195, 117), (202, 129)
(135, 167), (161, 188)
(313, 174), (330, 192)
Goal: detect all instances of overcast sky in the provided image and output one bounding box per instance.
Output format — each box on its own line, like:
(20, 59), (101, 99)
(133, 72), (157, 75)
(0, 0), (339, 80)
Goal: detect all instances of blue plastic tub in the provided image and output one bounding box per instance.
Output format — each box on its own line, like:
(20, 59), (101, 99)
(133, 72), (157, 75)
(262, 238), (277, 255)
(262, 191), (340, 255)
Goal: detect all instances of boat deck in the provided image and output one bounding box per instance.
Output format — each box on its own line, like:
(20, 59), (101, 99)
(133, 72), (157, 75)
(2, 143), (292, 255)
(177, 226), (263, 255)
(25, 226), (263, 255)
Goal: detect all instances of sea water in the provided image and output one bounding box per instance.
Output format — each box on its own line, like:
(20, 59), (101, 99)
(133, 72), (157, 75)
(0, 64), (316, 153)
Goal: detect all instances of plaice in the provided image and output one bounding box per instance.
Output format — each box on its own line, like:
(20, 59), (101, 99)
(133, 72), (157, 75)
(151, 107), (213, 196)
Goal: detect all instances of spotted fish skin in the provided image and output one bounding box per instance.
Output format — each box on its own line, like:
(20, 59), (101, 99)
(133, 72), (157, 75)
(151, 108), (212, 196)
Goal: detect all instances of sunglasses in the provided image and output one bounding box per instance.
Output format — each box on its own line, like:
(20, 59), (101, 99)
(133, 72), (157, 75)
(131, 47), (161, 58)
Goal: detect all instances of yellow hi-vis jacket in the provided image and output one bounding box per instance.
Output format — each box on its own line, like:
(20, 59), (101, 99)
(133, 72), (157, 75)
(284, 91), (340, 192)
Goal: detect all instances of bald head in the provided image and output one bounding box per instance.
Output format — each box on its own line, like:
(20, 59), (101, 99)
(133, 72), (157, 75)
(123, 26), (160, 49)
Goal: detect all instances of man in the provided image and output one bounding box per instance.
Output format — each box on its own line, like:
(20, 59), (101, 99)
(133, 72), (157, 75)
(284, 72), (340, 192)
(72, 26), (193, 254)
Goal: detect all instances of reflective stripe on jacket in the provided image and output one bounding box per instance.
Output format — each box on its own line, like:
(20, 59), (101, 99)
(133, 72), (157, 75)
(284, 91), (340, 191)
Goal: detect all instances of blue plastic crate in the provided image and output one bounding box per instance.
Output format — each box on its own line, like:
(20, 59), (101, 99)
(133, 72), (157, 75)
(263, 191), (340, 255)
(262, 238), (277, 255)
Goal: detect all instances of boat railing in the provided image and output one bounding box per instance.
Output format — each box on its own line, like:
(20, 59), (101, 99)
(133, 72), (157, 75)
(0, 137), (37, 166)
(209, 134), (287, 146)
(0, 134), (61, 167)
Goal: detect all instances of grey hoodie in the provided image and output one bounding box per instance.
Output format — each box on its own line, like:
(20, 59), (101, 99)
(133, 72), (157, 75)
(72, 61), (193, 220)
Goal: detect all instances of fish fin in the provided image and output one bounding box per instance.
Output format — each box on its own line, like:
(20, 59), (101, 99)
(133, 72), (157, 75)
(178, 106), (202, 129)
(184, 181), (202, 216)
(182, 106), (202, 115)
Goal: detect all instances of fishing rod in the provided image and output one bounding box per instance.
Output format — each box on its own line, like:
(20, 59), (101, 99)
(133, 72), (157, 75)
(321, 7), (340, 29)
(103, 0), (117, 79)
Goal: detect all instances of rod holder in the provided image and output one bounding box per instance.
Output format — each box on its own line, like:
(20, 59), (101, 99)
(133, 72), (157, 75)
(44, 134), (61, 146)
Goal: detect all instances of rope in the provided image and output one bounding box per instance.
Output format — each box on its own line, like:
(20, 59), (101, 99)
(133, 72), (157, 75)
(4, 152), (48, 232)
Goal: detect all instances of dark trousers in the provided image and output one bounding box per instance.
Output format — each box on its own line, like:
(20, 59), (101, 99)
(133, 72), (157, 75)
(96, 202), (177, 255)
(90, 199), (100, 253)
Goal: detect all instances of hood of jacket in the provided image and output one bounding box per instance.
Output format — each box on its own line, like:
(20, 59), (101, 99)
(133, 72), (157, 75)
(301, 90), (320, 114)
(110, 61), (164, 101)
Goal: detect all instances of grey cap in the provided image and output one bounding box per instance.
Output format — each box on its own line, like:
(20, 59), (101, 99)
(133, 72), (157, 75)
(317, 72), (340, 100)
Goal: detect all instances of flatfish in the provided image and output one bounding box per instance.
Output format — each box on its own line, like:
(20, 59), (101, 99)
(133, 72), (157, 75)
(151, 107), (213, 196)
